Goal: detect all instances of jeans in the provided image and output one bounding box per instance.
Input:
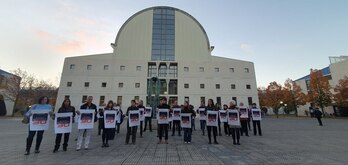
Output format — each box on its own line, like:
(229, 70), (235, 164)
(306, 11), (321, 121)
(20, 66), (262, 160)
(172, 120), (181, 135)
(26, 130), (44, 151)
(240, 120), (249, 136)
(230, 128), (240, 143)
(200, 120), (206, 135)
(126, 125), (137, 144)
(55, 133), (70, 149)
(183, 128), (192, 142)
(77, 129), (92, 149)
(102, 128), (111, 143)
(252, 120), (262, 135)
(144, 117), (152, 131)
(158, 124), (168, 140)
(207, 126), (217, 143)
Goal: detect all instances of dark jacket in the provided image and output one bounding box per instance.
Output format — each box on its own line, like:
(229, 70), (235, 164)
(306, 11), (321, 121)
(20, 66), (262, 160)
(56, 106), (76, 122)
(314, 109), (322, 118)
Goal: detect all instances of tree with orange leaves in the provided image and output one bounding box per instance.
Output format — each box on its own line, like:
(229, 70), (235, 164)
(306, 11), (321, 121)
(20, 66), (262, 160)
(307, 69), (332, 116)
(333, 76), (348, 108)
(264, 81), (284, 118)
(283, 79), (307, 116)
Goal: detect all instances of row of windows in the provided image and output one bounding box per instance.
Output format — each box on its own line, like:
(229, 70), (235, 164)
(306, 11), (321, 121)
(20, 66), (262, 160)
(184, 83), (251, 90)
(64, 95), (254, 107)
(185, 67), (249, 73)
(67, 82), (140, 88)
(67, 81), (251, 90)
(69, 64), (250, 74)
(69, 64), (142, 71)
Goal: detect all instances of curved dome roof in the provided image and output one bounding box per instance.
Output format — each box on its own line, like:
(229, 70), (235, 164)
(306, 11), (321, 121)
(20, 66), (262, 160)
(114, 6), (211, 49)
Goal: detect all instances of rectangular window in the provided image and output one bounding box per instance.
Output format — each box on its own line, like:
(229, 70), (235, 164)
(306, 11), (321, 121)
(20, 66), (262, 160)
(231, 84), (236, 89)
(117, 96), (122, 105)
(134, 96), (139, 101)
(200, 84), (205, 89)
(199, 67), (204, 72)
(216, 84), (220, 89)
(119, 82), (124, 88)
(70, 64), (75, 69)
(87, 65), (92, 70)
(200, 97), (205, 105)
(84, 82), (90, 87)
(168, 79), (178, 95)
(120, 65), (125, 71)
(232, 97), (237, 103)
(99, 96), (105, 106)
(135, 83), (140, 88)
(184, 83), (189, 89)
(246, 84), (251, 89)
(104, 65), (109, 70)
(248, 97), (253, 106)
(244, 68), (249, 73)
(168, 63), (177, 78)
(216, 97), (221, 106)
(102, 82), (107, 87)
(136, 66), (141, 71)
(67, 82), (72, 87)
(214, 67), (219, 72)
(64, 95), (70, 99)
(82, 95), (88, 103)
(158, 63), (167, 77)
(229, 68), (234, 72)
(184, 67), (189, 72)
(148, 63), (157, 77)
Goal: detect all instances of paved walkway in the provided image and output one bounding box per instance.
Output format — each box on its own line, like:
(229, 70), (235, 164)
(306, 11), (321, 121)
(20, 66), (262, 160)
(0, 117), (347, 165)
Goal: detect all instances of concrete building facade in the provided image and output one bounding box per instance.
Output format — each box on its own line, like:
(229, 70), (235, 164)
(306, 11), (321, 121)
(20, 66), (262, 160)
(56, 6), (258, 111)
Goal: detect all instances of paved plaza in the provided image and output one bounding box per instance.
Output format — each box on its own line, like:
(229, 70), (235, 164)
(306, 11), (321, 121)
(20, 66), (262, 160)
(0, 117), (347, 165)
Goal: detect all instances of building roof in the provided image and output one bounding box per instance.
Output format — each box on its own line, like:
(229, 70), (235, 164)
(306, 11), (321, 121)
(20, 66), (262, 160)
(0, 69), (15, 77)
(294, 66), (331, 81)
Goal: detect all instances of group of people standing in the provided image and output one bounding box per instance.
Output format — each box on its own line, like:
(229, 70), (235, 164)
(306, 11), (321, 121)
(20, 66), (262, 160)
(23, 95), (263, 156)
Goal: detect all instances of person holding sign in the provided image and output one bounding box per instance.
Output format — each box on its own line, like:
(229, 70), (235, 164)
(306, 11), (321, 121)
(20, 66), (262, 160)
(100, 100), (116, 147)
(221, 104), (230, 136)
(206, 99), (219, 144)
(181, 101), (195, 143)
(157, 97), (170, 144)
(76, 96), (98, 151)
(171, 100), (182, 136)
(228, 100), (241, 145)
(24, 96), (53, 155)
(251, 103), (262, 136)
(53, 98), (75, 153)
(197, 101), (206, 136)
(115, 104), (124, 134)
(125, 100), (139, 145)
(137, 100), (145, 138)
(239, 102), (249, 137)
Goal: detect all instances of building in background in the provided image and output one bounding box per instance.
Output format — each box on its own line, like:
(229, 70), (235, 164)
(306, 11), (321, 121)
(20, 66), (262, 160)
(0, 69), (21, 116)
(56, 6), (258, 111)
(294, 56), (348, 116)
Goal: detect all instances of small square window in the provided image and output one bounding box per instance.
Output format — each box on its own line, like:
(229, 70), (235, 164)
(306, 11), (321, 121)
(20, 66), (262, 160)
(70, 64), (75, 69)
(120, 66), (125, 71)
(84, 82), (90, 87)
(135, 83), (140, 88)
(215, 67), (219, 72)
(199, 67), (204, 72)
(200, 84), (205, 89)
(136, 66), (141, 71)
(229, 68), (235, 72)
(104, 65), (109, 70)
(244, 68), (249, 73)
(184, 84), (189, 89)
(67, 82), (72, 87)
(231, 84), (236, 89)
(64, 95), (70, 99)
(246, 84), (251, 89)
(119, 82), (124, 88)
(102, 82), (107, 87)
(184, 67), (189, 72)
(82, 95), (88, 103)
(87, 65), (92, 70)
(216, 84), (220, 89)
(99, 96), (105, 106)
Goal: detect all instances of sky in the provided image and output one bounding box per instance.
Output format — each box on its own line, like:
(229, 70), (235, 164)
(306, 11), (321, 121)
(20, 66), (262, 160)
(1, 0), (348, 87)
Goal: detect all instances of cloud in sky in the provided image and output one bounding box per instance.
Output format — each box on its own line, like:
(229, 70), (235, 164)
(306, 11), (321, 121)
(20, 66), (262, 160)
(240, 43), (254, 53)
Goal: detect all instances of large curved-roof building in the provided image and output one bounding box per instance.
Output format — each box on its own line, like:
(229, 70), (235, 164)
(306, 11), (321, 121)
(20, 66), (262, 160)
(56, 6), (258, 110)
